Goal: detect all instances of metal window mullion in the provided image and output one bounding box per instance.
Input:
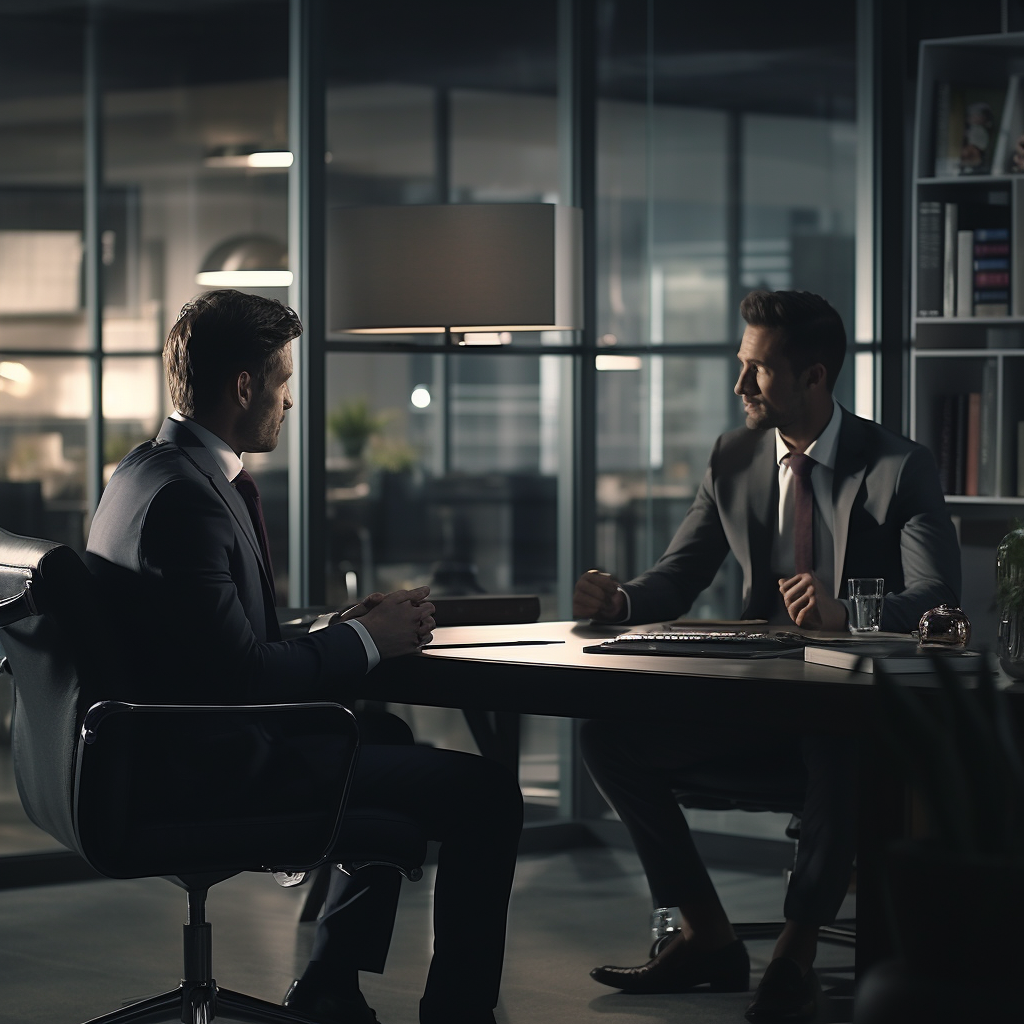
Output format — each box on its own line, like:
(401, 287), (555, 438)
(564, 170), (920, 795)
(85, 9), (104, 517)
(288, 0), (327, 605)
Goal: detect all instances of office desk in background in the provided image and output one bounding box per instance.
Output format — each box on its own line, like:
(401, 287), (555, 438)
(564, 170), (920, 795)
(356, 619), (1023, 979)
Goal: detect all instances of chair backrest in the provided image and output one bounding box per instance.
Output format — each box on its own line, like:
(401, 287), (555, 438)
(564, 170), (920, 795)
(0, 526), (360, 881)
(0, 528), (108, 854)
(75, 700), (358, 878)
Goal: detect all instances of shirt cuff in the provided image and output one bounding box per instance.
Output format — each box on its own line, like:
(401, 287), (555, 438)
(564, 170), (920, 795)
(344, 618), (381, 673)
(309, 613), (381, 673)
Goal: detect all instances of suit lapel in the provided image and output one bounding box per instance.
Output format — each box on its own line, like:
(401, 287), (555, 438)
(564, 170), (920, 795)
(831, 409), (868, 596)
(740, 431), (779, 601)
(156, 418), (273, 592)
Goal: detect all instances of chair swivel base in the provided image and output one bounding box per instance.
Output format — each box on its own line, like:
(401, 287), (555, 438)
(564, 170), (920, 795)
(82, 983), (326, 1024)
(82, 888), (326, 1024)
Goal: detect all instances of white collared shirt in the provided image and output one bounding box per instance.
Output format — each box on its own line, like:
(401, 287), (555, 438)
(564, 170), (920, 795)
(169, 411), (379, 671)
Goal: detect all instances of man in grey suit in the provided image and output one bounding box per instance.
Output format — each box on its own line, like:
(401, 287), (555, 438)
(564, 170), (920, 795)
(574, 290), (960, 1023)
(87, 290), (523, 1024)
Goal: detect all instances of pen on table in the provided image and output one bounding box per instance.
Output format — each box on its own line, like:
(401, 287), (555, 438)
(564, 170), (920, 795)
(422, 640), (566, 650)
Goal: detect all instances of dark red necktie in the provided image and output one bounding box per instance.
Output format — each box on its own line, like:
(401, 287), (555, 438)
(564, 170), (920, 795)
(786, 453), (816, 575)
(234, 469), (276, 600)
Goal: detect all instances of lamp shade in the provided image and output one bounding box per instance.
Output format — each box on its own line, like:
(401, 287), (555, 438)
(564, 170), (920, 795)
(196, 235), (292, 287)
(328, 203), (583, 334)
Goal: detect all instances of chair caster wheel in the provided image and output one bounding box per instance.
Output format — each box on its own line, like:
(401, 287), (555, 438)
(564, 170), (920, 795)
(649, 932), (677, 958)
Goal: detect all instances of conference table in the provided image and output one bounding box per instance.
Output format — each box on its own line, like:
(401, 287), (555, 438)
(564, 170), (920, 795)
(353, 618), (994, 976)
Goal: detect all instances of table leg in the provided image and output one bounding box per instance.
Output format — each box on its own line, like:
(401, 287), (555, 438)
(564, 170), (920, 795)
(855, 730), (906, 976)
(463, 709), (521, 774)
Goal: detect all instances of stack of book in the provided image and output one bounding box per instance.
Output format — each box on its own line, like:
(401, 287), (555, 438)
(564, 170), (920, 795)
(972, 228), (1011, 316)
(917, 201), (1012, 318)
(936, 365), (999, 496)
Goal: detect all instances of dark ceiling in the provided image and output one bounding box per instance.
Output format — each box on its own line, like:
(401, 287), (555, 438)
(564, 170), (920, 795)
(0, 0), (1022, 121)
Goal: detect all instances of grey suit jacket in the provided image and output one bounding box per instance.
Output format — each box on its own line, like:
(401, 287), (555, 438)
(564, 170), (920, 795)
(621, 407), (961, 633)
(86, 417), (367, 703)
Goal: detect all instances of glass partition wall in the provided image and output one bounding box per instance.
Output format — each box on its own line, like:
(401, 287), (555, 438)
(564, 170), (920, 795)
(0, 0), (861, 852)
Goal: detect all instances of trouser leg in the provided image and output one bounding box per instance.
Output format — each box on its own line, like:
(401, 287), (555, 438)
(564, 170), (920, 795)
(579, 718), (721, 910)
(783, 734), (858, 925)
(310, 743), (523, 1017)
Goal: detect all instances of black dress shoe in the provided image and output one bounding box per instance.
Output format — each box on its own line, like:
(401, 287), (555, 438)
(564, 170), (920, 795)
(590, 936), (749, 993)
(744, 958), (820, 1022)
(283, 978), (380, 1024)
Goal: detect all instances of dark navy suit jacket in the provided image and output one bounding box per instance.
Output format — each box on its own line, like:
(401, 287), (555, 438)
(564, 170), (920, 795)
(86, 417), (367, 703)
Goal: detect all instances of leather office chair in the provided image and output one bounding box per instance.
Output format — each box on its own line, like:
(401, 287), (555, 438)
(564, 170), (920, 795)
(0, 526), (376, 1024)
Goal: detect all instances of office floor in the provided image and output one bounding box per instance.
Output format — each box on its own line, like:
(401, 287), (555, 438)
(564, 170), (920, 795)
(0, 844), (856, 1024)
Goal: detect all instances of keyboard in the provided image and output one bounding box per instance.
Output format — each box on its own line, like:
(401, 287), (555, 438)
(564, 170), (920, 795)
(583, 631), (803, 658)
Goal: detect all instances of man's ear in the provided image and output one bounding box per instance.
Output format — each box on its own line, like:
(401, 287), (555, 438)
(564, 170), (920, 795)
(803, 362), (827, 390)
(235, 370), (254, 410)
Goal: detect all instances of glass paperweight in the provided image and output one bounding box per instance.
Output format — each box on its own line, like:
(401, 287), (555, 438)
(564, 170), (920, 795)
(917, 605), (971, 648)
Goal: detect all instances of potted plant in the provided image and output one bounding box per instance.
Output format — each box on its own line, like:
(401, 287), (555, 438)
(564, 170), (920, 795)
(328, 399), (388, 459)
(854, 656), (1024, 1021)
(997, 520), (1024, 677)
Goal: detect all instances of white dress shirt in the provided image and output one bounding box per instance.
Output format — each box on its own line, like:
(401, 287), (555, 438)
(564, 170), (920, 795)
(169, 411), (380, 671)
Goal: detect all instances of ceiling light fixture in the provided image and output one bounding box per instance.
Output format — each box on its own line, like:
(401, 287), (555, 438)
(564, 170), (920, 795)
(196, 235), (292, 288)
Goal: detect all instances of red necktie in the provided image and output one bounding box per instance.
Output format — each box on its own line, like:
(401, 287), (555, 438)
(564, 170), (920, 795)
(234, 469), (276, 601)
(786, 453), (815, 575)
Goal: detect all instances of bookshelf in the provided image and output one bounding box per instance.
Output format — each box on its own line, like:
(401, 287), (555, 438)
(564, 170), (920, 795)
(912, 33), (1024, 504)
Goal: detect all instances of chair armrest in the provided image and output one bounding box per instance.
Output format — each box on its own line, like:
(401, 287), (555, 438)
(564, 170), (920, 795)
(74, 700), (358, 880)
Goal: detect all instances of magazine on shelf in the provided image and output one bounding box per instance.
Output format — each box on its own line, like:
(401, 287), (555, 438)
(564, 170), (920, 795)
(934, 82), (1007, 177)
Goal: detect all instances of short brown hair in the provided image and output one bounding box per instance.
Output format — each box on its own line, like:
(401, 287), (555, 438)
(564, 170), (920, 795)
(164, 289), (302, 417)
(739, 289), (846, 391)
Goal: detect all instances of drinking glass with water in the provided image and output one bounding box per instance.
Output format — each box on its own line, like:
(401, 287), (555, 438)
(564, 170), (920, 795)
(848, 578), (884, 632)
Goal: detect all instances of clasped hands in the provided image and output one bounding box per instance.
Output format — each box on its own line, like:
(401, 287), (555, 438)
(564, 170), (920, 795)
(573, 567), (848, 631)
(778, 573), (847, 631)
(337, 586), (436, 658)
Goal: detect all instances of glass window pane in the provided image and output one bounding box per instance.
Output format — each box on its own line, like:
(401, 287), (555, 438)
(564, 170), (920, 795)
(0, 11), (85, 352)
(596, 354), (740, 613)
(0, 356), (91, 551)
(99, 0), (292, 599)
(596, 1), (858, 616)
(325, 350), (563, 612)
(101, 355), (168, 482)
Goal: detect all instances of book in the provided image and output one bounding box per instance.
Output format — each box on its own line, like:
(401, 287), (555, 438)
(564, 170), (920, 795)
(1018, 421), (1024, 497)
(956, 230), (974, 315)
(974, 241), (1010, 256)
(974, 257), (1010, 270)
(978, 360), (999, 495)
(992, 74), (1024, 174)
(976, 301), (1010, 317)
(975, 227), (1010, 242)
(804, 643), (983, 674)
(975, 271), (1010, 287)
(965, 392), (981, 495)
(917, 200), (944, 316)
(938, 393), (958, 494)
(953, 392), (968, 494)
(943, 203), (958, 316)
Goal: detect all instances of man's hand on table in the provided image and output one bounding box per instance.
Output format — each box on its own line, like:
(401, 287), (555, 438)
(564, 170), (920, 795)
(573, 569), (626, 621)
(779, 573), (848, 631)
(352, 586), (435, 657)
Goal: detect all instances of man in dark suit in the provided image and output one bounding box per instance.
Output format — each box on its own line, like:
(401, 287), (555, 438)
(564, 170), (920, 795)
(87, 289), (523, 1024)
(573, 290), (960, 1023)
